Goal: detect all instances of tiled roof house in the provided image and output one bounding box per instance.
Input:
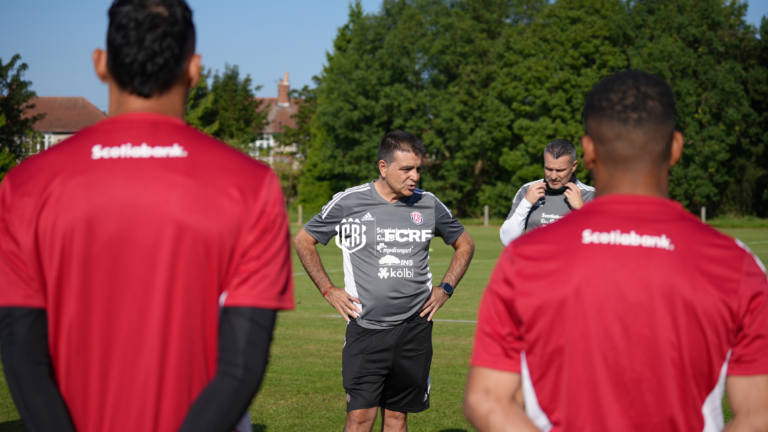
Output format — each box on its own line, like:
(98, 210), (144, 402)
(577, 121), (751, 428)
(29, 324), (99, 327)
(25, 82), (299, 164)
(253, 72), (301, 164)
(25, 97), (106, 152)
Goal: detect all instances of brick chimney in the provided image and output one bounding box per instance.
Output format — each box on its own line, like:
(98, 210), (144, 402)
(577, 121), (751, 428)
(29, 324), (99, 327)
(278, 72), (290, 107)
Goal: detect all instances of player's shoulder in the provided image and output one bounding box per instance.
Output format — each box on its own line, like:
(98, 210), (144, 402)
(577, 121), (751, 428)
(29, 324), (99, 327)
(414, 188), (454, 212)
(328, 183), (373, 202)
(413, 188), (441, 203)
(518, 179), (543, 193)
(575, 179), (595, 192)
(320, 182), (373, 216)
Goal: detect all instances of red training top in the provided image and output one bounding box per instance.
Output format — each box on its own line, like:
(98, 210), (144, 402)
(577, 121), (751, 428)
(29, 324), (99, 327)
(0, 113), (294, 432)
(472, 195), (768, 431)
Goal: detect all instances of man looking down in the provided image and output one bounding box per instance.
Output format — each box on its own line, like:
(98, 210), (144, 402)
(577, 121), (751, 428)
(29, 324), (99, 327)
(294, 130), (475, 432)
(465, 70), (768, 431)
(500, 139), (594, 246)
(0, 1), (293, 431)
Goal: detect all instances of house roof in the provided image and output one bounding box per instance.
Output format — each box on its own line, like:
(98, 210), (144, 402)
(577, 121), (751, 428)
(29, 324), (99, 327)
(256, 97), (301, 134)
(25, 97), (107, 133)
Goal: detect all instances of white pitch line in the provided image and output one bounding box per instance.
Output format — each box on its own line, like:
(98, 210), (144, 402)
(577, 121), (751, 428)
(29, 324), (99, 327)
(321, 315), (476, 323)
(746, 240), (768, 245)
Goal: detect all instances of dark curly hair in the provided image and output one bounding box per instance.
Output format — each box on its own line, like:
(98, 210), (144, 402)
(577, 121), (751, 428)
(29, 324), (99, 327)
(107, 0), (195, 98)
(583, 70), (677, 165)
(378, 131), (426, 166)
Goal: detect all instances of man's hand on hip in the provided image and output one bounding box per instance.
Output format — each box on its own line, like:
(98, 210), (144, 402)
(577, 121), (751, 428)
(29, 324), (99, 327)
(564, 183), (584, 209)
(324, 287), (361, 323)
(525, 182), (546, 205)
(419, 288), (450, 321)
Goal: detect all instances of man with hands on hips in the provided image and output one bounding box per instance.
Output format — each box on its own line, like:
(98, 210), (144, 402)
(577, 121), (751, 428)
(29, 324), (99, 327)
(500, 139), (595, 246)
(293, 130), (474, 432)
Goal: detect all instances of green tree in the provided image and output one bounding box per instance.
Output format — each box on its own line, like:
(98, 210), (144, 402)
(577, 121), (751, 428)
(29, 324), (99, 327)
(185, 64), (269, 153)
(301, 0), (526, 214)
(627, 0), (767, 217)
(0, 54), (43, 180)
(744, 16), (768, 217)
(275, 85), (316, 204)
(480, 0), (628, 216)
(300, 0), (767, 217)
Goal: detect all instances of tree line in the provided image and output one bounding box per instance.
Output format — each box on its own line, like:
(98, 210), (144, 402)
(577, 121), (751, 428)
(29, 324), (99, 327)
(3, 0), (766, 219)
(0, 55), (43, 179)
(296, 0), (768, 218)
(0, 59), (273, 178)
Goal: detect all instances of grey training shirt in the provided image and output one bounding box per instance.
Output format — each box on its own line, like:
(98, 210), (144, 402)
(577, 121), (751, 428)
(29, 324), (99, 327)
(304, 181), (464, 329)
(499, 177), (595, 246)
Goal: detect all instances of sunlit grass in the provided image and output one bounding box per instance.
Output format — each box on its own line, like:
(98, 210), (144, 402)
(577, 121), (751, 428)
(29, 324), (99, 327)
(0, 225), (765, 430)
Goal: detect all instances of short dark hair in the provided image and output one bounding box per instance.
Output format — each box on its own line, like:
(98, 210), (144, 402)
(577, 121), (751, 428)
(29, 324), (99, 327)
(107, 0), (195, 98)
(544, 139), (577, 163)
(378, 130), (426, 166)
(583, 70), (677, 166)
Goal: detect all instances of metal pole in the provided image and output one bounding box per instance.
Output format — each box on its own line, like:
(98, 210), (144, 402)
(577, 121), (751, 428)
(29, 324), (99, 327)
(701, 206), (706, 223)
(298, 205), (302, 225)
(484, 205), (489, 226)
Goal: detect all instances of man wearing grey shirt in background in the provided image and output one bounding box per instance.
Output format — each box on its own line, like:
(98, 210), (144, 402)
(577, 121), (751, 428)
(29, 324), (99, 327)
(293, 130), (475, 432)
(500, 139), (595, 246)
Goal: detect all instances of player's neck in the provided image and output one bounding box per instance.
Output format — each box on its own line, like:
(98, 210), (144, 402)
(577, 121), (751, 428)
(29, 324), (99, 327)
(373, 178), (403, 203)
(107, 84), (188, 120)
(593, 167), (670, 199)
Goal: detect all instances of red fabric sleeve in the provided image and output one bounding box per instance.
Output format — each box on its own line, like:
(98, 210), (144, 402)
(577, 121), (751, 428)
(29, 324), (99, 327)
(470, 245), (523, 373)
(0, 174), (46, 309)
(728, 251), (768, 376)
(222, 171), (294, 310)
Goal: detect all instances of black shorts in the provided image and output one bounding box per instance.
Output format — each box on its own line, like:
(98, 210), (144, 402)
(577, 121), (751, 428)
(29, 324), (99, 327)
(342, 314), (433, 413)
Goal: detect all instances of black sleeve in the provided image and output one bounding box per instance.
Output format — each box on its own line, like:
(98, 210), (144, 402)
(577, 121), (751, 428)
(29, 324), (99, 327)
(0, 307), (76, 432)
(178, 307), (277, 432)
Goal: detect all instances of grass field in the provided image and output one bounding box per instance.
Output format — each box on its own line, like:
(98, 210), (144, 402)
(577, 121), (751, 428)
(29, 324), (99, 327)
(0, 225), (766, 431)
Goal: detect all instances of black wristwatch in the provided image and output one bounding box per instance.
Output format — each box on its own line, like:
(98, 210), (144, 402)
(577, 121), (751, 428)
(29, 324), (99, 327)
(439, 282), (454, 297)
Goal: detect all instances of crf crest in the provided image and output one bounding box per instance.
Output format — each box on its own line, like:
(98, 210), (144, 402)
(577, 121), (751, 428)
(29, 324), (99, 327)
(335, 218), (367, 253)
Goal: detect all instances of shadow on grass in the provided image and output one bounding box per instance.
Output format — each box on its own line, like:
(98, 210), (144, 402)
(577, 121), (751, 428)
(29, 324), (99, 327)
(439, 430), (469, 432)
(0, 420), (24, 432)
(252, 425), (267, 432)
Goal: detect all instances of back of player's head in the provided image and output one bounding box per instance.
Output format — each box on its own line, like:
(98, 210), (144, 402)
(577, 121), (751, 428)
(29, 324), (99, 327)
(378, 130), (426, 166)
(544, 139), (576, 163)
(107, 0), (195, 98)
(583, 70), (676, 168)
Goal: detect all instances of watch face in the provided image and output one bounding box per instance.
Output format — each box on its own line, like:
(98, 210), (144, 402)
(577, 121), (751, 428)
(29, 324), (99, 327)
(441, 283), (454, 295)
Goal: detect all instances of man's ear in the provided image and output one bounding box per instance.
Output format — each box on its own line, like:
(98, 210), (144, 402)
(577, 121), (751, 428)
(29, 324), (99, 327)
(93, 49), (110, 84)
(187, 54), (201, 89)
(669, 131), (684, 167)
(580, 135), (596, 171)
(378, 159), (388, 179)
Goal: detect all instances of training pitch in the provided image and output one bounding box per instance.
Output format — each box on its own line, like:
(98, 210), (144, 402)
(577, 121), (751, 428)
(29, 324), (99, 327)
(0, 226), (765, 431)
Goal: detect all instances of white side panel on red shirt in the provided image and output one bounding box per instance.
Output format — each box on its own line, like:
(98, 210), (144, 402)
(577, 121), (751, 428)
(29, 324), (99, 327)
(522, 352), (553, 432)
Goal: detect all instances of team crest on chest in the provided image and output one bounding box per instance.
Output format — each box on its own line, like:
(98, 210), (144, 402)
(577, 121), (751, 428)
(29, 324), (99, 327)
(411, 211), (424, 225)
(335, 218), (367, 253)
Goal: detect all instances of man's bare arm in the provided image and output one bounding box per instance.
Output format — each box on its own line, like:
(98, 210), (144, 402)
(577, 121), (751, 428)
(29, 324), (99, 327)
(293, 228), (360, 322)
(419, 230), (475, 320)
(724, 374), (768, 432)
(442, 230), (475, 287)
(463, 366), (538, 432)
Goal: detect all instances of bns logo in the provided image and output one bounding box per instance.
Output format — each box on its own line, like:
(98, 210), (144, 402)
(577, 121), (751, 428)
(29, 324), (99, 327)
(335, 218), (367, 253)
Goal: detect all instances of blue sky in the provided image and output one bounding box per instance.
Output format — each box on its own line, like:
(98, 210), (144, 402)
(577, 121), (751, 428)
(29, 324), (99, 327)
(1, 0), (766, 113)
